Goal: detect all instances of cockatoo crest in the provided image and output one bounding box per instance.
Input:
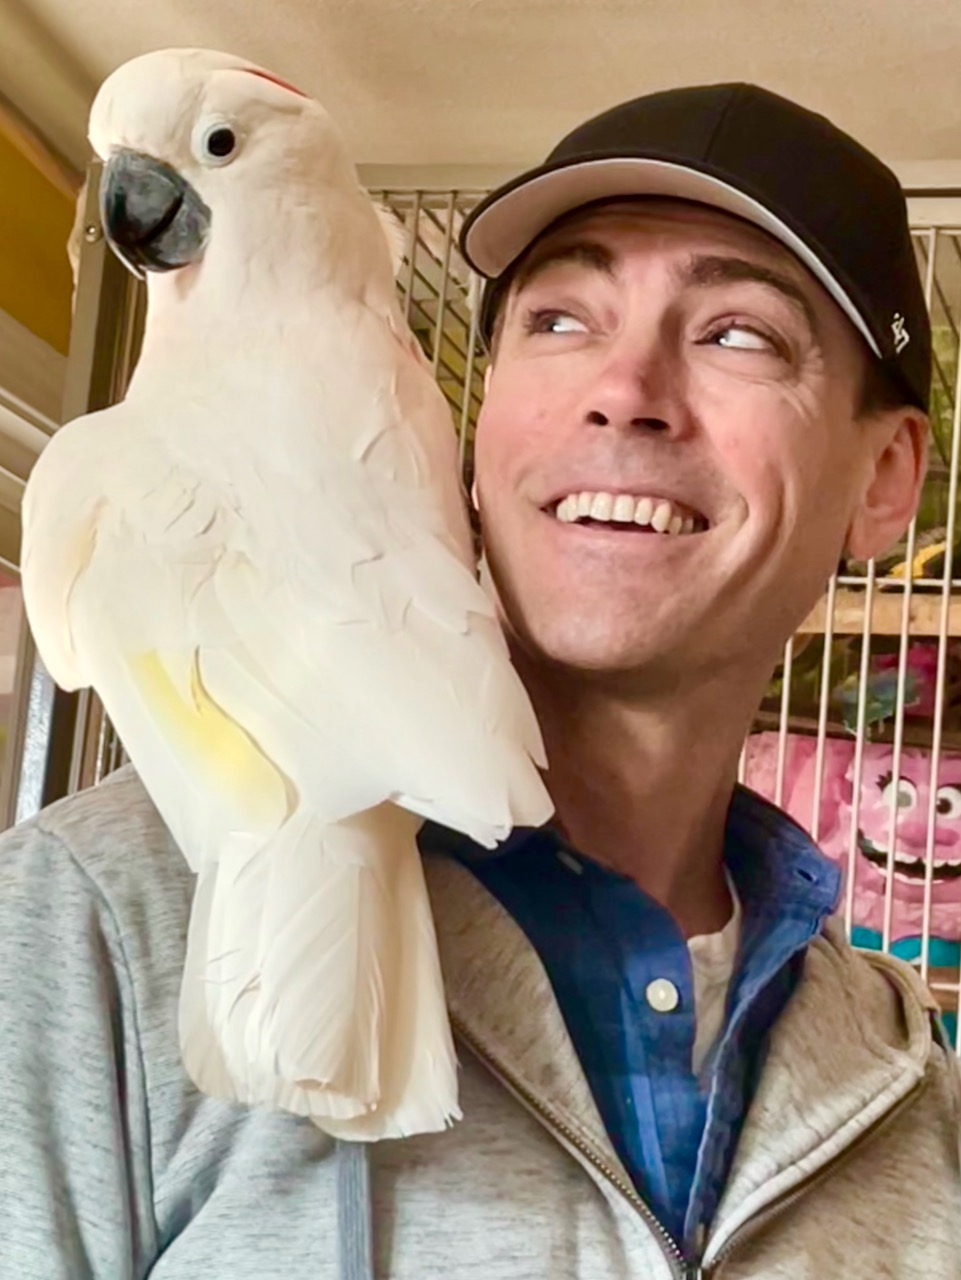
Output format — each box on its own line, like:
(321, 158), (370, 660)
(90, 48), (337, 179)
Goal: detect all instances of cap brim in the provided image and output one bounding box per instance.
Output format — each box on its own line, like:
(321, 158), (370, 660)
(461, 157), (880, 357)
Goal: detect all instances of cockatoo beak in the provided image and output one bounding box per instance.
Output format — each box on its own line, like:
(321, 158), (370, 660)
(100, 149), (211, 277)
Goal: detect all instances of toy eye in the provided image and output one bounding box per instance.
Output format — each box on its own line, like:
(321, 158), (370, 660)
(936, 785), (961, 819)
(195, 122), (239, 166)
(880, 776), (917, 812)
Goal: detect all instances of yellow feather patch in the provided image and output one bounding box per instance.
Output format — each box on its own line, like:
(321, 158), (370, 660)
(129, 650), (289, 830)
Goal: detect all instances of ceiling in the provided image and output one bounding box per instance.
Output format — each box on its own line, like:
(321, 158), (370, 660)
(3, 0), (961, 182)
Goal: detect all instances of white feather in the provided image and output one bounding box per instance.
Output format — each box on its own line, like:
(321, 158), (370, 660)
(372, 203), (408, 278)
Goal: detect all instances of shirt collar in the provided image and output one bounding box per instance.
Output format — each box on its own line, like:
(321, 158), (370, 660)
(420, 783), (841, 923)
(726, 784), (841, 920)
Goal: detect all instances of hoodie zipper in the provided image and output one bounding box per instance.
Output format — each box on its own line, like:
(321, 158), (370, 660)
(450, 1013), (690, 1278)
(453, 1012), (928, 1280)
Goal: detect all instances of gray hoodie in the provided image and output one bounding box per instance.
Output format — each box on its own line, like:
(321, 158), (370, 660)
(1, 765), (959, 1279)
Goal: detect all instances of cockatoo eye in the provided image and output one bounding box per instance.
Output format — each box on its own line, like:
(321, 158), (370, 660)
(195, 122), (239, 166)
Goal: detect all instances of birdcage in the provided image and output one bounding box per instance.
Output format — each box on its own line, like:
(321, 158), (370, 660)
(6, 174), (961, 1050)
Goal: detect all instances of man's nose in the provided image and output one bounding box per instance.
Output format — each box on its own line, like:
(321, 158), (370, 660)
(584, 408), (670, 431)
(579, 336), (679, 435)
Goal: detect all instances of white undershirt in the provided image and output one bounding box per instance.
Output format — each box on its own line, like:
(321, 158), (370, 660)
(686, 872), (742, 1075)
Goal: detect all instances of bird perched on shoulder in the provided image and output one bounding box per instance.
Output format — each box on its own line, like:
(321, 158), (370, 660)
(21, 47), (552, 1140)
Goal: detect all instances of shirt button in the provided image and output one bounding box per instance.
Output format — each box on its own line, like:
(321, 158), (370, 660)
(645, 978), (680, 1013)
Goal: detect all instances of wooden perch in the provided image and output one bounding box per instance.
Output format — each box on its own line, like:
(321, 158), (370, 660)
(799, 588), (961, 637)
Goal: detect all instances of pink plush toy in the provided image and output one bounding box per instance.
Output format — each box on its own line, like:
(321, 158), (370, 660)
(744, 733), (961, 942)
(742, 732), (847, 838)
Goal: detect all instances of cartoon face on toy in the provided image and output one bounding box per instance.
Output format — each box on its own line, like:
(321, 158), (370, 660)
(744, 733), (961, 941)
(842, 745), (961, 940)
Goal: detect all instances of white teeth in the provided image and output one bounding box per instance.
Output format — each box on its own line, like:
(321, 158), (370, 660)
(873, 846), (937, 869)
(634, 497), (654, 526)
(551, 490), (704, 534)
(651, 501), (673, 533)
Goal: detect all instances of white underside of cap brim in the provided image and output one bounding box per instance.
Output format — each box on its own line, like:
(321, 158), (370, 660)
(465, 157), (880, 356)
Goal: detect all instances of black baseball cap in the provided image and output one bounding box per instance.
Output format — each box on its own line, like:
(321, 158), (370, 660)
(460, 83), (931, 412)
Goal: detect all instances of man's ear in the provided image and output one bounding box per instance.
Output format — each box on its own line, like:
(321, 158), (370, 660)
(845, 410), (929, 561)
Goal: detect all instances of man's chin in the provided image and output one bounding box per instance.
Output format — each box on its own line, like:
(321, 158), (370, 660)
(483, 553), (711, 678)
(508, 616), (693, 685)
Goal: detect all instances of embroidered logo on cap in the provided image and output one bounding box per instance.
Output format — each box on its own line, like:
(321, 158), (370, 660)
(892, 313), (910, 355)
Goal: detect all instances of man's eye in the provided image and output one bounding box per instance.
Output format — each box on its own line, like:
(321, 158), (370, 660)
(716, 325), (772, 350)
(709, 324), (775, 352)
(523, 309), (588, 336)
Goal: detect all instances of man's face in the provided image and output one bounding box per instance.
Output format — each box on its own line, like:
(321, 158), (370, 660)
(474, 200), (899, 688)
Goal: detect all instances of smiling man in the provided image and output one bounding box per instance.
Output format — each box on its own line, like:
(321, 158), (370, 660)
(0, 82), (959, 1280)
(440, 83), (961, 1273)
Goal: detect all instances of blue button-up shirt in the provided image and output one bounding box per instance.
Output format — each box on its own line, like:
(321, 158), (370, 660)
(423, 786), (840, 1253)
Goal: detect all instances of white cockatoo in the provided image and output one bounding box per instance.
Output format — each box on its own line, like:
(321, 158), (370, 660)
(21, 48), (552, 1140)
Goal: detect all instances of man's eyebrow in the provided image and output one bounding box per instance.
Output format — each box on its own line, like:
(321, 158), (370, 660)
(509, 240), (619, 297)
(681, 254), (820, 340)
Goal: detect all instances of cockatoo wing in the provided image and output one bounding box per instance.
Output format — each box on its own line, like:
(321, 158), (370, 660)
(21, 417), (109, 691)
(23, 410), (294, 865)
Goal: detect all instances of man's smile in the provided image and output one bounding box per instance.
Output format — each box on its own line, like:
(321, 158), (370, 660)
(547, 490), (709, 535)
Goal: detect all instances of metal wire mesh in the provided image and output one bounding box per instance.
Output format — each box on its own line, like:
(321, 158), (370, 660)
(374, 190), (487, 479)
(63, 190), (961, 1048)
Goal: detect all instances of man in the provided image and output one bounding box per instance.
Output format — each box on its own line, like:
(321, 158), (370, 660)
(0, 82), (958, 1280)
